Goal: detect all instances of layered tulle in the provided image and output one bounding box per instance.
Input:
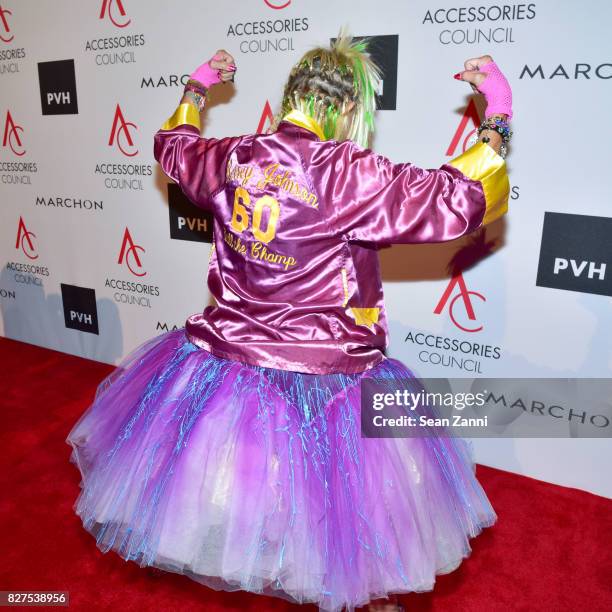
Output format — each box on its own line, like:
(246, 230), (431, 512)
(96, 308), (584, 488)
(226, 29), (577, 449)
(66, 329), (496, 611)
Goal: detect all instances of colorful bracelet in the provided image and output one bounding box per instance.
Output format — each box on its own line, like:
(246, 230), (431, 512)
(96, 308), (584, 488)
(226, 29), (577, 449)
(466, 124), (513, 159)
(183, 89), (206, 112)
(183, 79), (209, 112)
(184, 79), (209, 97)
(477, 117), (512, 143)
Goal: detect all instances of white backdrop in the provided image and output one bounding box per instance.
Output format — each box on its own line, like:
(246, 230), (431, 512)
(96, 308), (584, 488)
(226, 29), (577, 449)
(1, 0), (611, 497)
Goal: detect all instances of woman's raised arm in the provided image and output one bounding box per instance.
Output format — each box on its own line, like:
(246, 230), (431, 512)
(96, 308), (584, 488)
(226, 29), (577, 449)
(327, 56), (513, 244)
(153, 50), (239, 210)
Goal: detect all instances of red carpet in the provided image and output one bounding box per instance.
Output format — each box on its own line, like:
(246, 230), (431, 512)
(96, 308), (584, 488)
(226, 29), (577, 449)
(1, 336), (610, 611)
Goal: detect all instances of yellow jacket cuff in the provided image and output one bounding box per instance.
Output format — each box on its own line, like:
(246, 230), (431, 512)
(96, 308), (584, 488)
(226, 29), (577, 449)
(448, 141), (510, 226)
(160, 102), (201, 132)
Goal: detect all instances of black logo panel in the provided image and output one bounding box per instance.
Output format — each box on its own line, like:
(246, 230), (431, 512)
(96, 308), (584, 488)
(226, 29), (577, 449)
(536, 212), (612, 297)
(38, 59), (78, 115)
(331, 34), (399, 110)
(61, 283), (99, 334)
(168, 183), (214, 243)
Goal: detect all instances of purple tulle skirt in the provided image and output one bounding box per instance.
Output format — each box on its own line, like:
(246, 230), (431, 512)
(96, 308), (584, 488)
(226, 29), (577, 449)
(66, 329), (496, 611)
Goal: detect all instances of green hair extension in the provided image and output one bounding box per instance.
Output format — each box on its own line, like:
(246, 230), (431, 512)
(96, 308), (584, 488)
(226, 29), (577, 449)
(272, 27), (382, 148)
(323, 103), (339, 140)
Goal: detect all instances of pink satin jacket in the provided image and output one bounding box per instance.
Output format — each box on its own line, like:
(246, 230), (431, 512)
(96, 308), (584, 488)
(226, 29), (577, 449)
(154, 103), (509, 374)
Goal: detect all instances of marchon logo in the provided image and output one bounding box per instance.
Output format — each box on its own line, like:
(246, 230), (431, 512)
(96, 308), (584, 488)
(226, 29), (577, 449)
(264, 0), (291, 8)
(2, 109), (24, 155)
(35, 196), (103, 212)
(446, 98), (480, 156)
(434, 272), (485, 333)
(520, 63), (612, 80)
(99, 0), (131, 28)
(108, 104), (137, 156)
(331, 34), (398, 111)
(168, 183), (213, 243)
(0, 287), (16, 299)
(140, 73), (189, 88)
(61, 283), (99, 334)
(37, 59), (78, 115)
(118, 227), (145, 276)
(0, 4), (13, 43)
(15, 216), (37, 259)
(156, 321), (182, 332)
(257, 100), (275, 134)
(536, 212), (612, 297)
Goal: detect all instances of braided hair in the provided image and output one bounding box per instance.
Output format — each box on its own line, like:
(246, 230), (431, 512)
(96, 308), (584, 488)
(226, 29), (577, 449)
(273, 29), (381, 148)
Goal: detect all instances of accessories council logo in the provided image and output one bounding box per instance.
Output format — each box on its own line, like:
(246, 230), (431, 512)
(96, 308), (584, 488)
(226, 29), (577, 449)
(108, 104), (138, 156)
(434, 272), (486, 333)
(15, 216), (37, 259)
(117, 227), (146, 276)
(264, 0), (291, 8)
(99, 0), (131, 28)
(2, 109), (24, 155)
(0, 4), (13, 43)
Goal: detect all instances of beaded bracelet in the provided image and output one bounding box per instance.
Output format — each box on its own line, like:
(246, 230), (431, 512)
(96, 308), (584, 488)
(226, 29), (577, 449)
(478, 117), (512, 143)
(182, 79), (209, 112)
(475, 117), (512, 158)
(466, 125), (512, 159)
(183, 89), (206, 112)
(184, 79), (209, 97)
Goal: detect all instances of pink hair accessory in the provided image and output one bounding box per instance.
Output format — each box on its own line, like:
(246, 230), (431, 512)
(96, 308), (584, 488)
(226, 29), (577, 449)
(477, 60), (513, 120)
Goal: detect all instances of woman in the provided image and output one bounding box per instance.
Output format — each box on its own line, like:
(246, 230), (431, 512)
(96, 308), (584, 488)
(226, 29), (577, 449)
(67, 33), (512, 612)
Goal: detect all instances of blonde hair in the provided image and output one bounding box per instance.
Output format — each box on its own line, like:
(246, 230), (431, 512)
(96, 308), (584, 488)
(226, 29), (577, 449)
(273, 28), (382, 148)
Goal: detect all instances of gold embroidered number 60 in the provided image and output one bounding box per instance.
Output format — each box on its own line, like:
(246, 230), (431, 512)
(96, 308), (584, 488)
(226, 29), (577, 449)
(230, 187), (280, 244)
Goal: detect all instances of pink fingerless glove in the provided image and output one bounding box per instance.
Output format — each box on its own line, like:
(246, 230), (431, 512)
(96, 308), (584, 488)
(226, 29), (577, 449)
(477, 60), (513, 120)
(190, 53), (223, 88)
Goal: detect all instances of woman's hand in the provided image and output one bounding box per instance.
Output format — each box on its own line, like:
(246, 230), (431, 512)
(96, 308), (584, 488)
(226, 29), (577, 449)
(455, 55), (512, 120)
(457, 55), (493, 92)
(208, 50), (237, 84)
(190, 50), (236, 89)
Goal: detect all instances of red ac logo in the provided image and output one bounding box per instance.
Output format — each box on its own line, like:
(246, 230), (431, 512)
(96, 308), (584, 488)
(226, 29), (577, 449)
(15, 216), (37, 260)
(108, 104), (138, 157)
(433, 272), (485, 333)
(0, 4), (13, 42)
(446, 98), (481, 157)
(99, 0), (131, 28)
(2, 110), (24, 156)
(117, 227), (146, 276)
(264, 0), (291, 8)
(257, 100), (275, 134)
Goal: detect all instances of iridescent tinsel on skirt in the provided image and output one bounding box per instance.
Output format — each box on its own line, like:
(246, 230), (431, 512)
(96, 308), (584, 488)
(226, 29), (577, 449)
(66, 329), (496, 611)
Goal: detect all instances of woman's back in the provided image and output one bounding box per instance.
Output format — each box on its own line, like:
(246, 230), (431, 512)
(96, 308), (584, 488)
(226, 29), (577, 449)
(154, 106), (506, 374)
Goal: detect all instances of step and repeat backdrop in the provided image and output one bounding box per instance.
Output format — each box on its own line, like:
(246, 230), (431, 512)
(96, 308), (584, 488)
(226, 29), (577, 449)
(1, 0), (610, 496)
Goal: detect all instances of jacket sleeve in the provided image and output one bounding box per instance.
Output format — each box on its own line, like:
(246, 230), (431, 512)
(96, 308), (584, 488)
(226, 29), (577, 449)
(153, 102), (238, 210)
(327, 140), (509, 244)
